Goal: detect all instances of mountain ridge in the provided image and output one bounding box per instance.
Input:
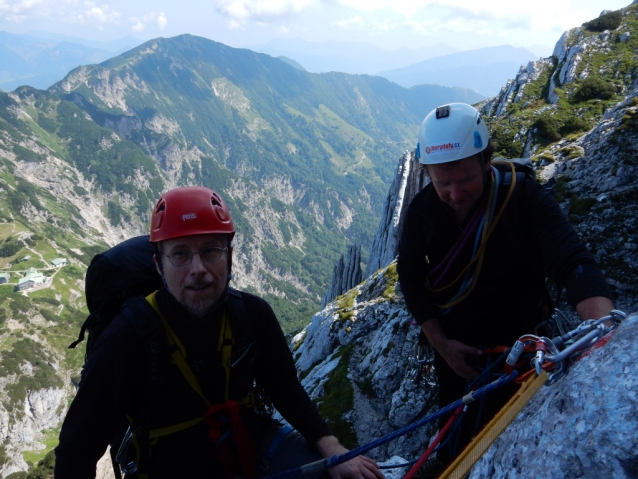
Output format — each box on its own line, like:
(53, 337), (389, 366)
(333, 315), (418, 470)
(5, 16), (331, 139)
(378, 45), (539, 96)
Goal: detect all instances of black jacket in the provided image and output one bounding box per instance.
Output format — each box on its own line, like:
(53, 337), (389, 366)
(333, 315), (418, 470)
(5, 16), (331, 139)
(55, 288), (330, 478)
(397, 163), (611, 347)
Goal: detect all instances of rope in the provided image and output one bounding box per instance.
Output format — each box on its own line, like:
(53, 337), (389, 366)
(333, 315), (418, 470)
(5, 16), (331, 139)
(433, 162), (517, 311)
(404, 406), (464, 479)
(262, 372), (519, 479)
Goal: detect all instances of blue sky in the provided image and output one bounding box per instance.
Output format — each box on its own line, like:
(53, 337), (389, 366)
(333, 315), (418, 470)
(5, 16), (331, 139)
(0, 0), (631, 53)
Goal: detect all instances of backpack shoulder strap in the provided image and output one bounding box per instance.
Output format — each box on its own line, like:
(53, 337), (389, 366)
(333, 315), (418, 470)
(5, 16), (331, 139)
(227, 287), (251, 341)
(120, 295), (163, 338)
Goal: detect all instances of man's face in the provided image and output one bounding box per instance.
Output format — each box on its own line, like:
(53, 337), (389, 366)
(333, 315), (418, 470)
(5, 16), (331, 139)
(428, 155), (490, 222)
(154, 234), (231, 317)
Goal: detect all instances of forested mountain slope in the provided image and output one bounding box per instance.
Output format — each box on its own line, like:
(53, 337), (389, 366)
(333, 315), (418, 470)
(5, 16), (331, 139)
(47, 34), (484, 328)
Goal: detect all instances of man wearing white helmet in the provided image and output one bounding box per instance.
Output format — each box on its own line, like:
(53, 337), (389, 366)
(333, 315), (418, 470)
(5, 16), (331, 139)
(397, 103), (613, 466)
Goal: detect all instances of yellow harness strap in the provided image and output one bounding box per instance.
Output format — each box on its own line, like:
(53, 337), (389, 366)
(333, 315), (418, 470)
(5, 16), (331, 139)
(141, 292), (252, 433)
(146, 291), (214, 405)
(123, 292), (254, 476)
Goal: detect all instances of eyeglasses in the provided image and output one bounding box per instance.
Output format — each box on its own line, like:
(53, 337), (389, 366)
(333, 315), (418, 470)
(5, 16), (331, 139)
(163, 247), (228, 266)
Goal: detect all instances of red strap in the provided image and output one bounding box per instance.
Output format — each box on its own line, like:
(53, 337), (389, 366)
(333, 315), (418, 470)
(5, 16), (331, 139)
(204, 401), (257, 479)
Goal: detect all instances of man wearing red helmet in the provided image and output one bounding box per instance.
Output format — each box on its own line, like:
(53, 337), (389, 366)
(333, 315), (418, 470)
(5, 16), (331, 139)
(55, 187), (384, 479)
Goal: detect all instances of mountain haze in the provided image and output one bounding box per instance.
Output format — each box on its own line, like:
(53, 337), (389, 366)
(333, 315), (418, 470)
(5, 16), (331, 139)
(250, 38), (461, 76)
(378, 45), (539, 96)
(0, 31), (137, 92)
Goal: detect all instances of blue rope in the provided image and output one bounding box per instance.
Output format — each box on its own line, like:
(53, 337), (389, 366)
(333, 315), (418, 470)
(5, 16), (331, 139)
(378, 459), (419, 470)
(263, 371), (519, 479)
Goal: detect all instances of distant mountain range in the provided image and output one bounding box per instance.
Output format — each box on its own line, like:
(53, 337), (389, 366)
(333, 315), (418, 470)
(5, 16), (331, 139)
(249, 38), (462, 75)
(378, 45), (540, 97)
(0, 31), (141, 91)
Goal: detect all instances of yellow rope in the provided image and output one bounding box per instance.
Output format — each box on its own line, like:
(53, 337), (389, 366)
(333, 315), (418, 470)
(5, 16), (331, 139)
(438, 371), (548, 479)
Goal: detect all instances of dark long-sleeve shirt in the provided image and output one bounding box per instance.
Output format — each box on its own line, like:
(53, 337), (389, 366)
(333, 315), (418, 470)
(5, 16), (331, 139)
(397, 163), (611, 347)
(55, 288), (330, 478)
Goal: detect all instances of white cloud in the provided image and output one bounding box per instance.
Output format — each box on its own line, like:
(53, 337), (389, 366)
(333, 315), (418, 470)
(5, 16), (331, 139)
(0, 0), (43, 13)
(68, 2), (121, 25)
(279, 25), (289, 33)
(131, 18), (144, 32)
(129, 11), (167, 33)
(334, 15), (396, 31)
(4, 13), (26, 21)
(157, 12), (167, 30)
(213, 0), (316, 22)
(0, 0), (45, 19)
(334, 15), (363, 29)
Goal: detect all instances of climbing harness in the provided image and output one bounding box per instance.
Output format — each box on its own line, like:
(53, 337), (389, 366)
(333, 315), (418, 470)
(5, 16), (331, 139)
(117, 291), (258, 479)
(263, 310), (627, 479)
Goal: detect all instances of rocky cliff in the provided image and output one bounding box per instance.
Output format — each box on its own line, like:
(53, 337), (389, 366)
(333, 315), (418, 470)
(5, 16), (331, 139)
(478, 4), (638, 308)
(293, 262), (438, 459)
(321, 245), (363, 309)
(295, 271), (638, 476)
(365, 151), (427, 278)
(468, 312), (638, 479)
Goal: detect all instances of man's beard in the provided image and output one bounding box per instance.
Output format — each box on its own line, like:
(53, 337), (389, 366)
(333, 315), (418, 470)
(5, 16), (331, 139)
(181, 279), (225, 317)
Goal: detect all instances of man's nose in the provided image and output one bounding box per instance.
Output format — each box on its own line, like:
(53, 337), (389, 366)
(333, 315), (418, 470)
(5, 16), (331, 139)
(189, 251), (208, 271)
(449, 185), (463, 201)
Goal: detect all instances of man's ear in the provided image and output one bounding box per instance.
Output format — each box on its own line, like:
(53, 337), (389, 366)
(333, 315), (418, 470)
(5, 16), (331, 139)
(227, 246), (233, 279)
(483, 158), (492, 173)
(153, 253), (164, 277)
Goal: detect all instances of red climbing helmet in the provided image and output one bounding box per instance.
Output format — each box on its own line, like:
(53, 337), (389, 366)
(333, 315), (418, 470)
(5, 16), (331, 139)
(150, 186), (235, 243)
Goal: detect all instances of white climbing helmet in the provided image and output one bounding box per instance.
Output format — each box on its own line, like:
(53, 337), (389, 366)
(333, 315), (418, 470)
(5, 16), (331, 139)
(416, 103), (490, 165)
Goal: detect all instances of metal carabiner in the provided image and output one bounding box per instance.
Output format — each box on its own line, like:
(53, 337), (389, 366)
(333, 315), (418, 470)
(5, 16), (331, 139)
(546, 359), (566, 385)
(115, 426), (138, 475)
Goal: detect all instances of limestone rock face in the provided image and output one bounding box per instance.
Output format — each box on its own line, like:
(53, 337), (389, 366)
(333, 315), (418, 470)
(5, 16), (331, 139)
(322, 245), (363, 308)
(469, 313), (638, 479)
(293, 263), (438, 461)
(0, 387), (69, 478)
(295, 256), (638, 477)
(365, 151), (427, 277)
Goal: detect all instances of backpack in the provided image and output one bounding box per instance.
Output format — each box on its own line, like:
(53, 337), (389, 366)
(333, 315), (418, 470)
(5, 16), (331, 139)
(69, 235), (164, 355)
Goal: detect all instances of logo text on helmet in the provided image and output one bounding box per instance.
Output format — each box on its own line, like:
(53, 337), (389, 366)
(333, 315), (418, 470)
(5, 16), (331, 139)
(425, 141), (461, 155)
(182, 213), (197, 221)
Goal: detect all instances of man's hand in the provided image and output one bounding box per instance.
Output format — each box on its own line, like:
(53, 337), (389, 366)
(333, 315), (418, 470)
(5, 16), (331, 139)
(316, 436), (385, 479)
(437, 338), (482, 379)
(420, 318), (481, 379)
(576, 296), (615, 328)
